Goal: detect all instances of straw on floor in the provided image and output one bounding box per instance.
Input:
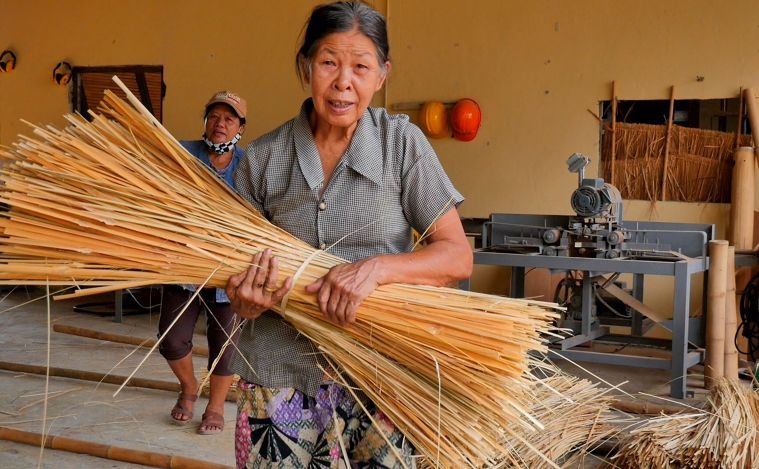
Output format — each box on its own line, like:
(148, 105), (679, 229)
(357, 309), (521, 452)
(613, 378), (759, 469)
(0, 82), (566, 467)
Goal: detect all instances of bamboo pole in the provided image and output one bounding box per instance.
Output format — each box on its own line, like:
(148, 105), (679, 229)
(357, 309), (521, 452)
(0, 426), (232, 469)
(743, 87), (759, 149)
(0, 361), (235, 401)
(610, 399), (685, 415)
(660, 85), (676, 201)
(705, 240), (728, 388)
(730, 146), (755, 360)
(730, 147), (755, 249)
(724, 246), (739, 379)
(610, 80), (617, 186)
(53, 324), (209, 357)
(735, 87), (744, 149)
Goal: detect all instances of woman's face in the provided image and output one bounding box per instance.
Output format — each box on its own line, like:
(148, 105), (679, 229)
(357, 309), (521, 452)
(205, 104), (243, 144)
(307, 28), (389, 131)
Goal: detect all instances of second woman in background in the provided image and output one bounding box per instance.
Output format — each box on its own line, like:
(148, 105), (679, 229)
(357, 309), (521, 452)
(158, 91), (247, 435)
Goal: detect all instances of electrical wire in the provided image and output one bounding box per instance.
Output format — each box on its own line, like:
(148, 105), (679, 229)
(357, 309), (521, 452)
(553, 271), (630, 319)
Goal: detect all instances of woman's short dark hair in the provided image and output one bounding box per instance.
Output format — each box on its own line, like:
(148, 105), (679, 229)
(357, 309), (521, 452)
(296, 1), (389, 84)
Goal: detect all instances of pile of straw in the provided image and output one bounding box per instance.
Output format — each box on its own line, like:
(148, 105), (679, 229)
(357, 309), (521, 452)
(613, 379), (759, 468)
(495, 369), (618, 468)
(600, 122), (751, 202)
(0, 82), (567, 467)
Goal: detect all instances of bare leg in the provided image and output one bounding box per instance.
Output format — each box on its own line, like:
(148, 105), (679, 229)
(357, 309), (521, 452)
(167, 353), (198, 422)
(198, 373), (234, 433)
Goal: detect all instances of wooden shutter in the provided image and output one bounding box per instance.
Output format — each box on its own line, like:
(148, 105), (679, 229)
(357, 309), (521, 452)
(72, 65), (163, 122)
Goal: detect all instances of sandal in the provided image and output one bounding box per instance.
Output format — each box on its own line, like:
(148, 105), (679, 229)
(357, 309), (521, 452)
(170, 392), (197, 425)
(197, 409), (225, 435)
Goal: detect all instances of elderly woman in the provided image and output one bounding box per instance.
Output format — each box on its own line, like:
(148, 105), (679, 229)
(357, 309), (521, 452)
(158, 91), (246, 435)
(227, 2), (472, 467)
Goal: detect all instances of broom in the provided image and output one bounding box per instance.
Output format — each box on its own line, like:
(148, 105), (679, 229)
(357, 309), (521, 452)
(0, 79), (562, 467)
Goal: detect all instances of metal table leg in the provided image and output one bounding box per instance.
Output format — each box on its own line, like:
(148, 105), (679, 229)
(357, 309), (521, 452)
(114, 289), (123, 323)
(511, 266), (525, 298)
(581, 273), (593, 337)
(631, 273), (644, 336)
(671, 262), (690, 399)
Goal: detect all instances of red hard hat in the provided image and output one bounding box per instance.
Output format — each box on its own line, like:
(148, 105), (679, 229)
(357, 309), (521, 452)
(449, 98), (481, 141)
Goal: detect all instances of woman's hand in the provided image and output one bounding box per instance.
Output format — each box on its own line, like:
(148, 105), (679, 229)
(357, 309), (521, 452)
(226, 249), (292, 320)
(304, 257), (381, 326)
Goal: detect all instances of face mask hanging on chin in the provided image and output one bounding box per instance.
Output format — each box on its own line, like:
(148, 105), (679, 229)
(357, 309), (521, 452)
(203, 132), (242, 155)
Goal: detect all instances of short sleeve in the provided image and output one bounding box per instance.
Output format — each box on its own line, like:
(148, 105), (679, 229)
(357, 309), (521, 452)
(234, 142), (266, 214)
(399, 124), (464, 232)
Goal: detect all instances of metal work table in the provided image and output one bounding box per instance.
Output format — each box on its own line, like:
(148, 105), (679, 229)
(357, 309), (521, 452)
(463, 217), (714, 399)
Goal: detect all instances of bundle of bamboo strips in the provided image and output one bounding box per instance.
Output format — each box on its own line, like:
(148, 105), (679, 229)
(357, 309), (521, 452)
(0, 85), (562, 467)
(613, 379), (759, 468)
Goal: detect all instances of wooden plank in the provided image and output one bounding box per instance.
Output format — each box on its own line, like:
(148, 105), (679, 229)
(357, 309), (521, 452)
(602, 282), (668, 323)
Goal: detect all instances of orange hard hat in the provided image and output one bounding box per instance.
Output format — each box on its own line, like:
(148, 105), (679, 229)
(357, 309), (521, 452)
(418, 101), (449, 139)
(450, 98), (481, 142)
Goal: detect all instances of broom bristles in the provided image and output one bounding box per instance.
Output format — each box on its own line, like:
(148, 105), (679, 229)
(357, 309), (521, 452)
(0, 87), (573, 467)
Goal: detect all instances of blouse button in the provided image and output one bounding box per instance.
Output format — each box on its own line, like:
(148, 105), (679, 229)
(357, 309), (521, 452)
(319, 243), (327, 250)
(318, 201), (327, 210)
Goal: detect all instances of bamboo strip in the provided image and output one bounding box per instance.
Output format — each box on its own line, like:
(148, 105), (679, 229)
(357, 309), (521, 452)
(0, 361), (234, 402)
(0, 426), (233, 469)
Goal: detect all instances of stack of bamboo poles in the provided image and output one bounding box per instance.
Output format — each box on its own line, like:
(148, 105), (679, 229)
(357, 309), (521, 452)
(613, 379), (759, 468)
(600, 122), (751, 202)
(705, 240), (728, 388)
(0, 84), (572, 467)
(705, 241), (742, 386)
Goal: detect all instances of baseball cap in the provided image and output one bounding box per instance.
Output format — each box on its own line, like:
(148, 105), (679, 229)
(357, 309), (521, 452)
(205, 91), (247, 120)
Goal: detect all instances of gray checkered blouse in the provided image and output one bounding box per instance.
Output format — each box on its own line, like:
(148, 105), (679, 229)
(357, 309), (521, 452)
(231, 99), (464, 397)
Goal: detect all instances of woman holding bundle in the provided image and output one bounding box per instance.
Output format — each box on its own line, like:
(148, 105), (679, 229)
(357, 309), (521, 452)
(226, 2), (472, 467)
(158, 91), (246, 435)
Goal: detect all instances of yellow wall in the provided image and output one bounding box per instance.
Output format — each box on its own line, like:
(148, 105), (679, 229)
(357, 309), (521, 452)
(1, 0), (756, 309)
